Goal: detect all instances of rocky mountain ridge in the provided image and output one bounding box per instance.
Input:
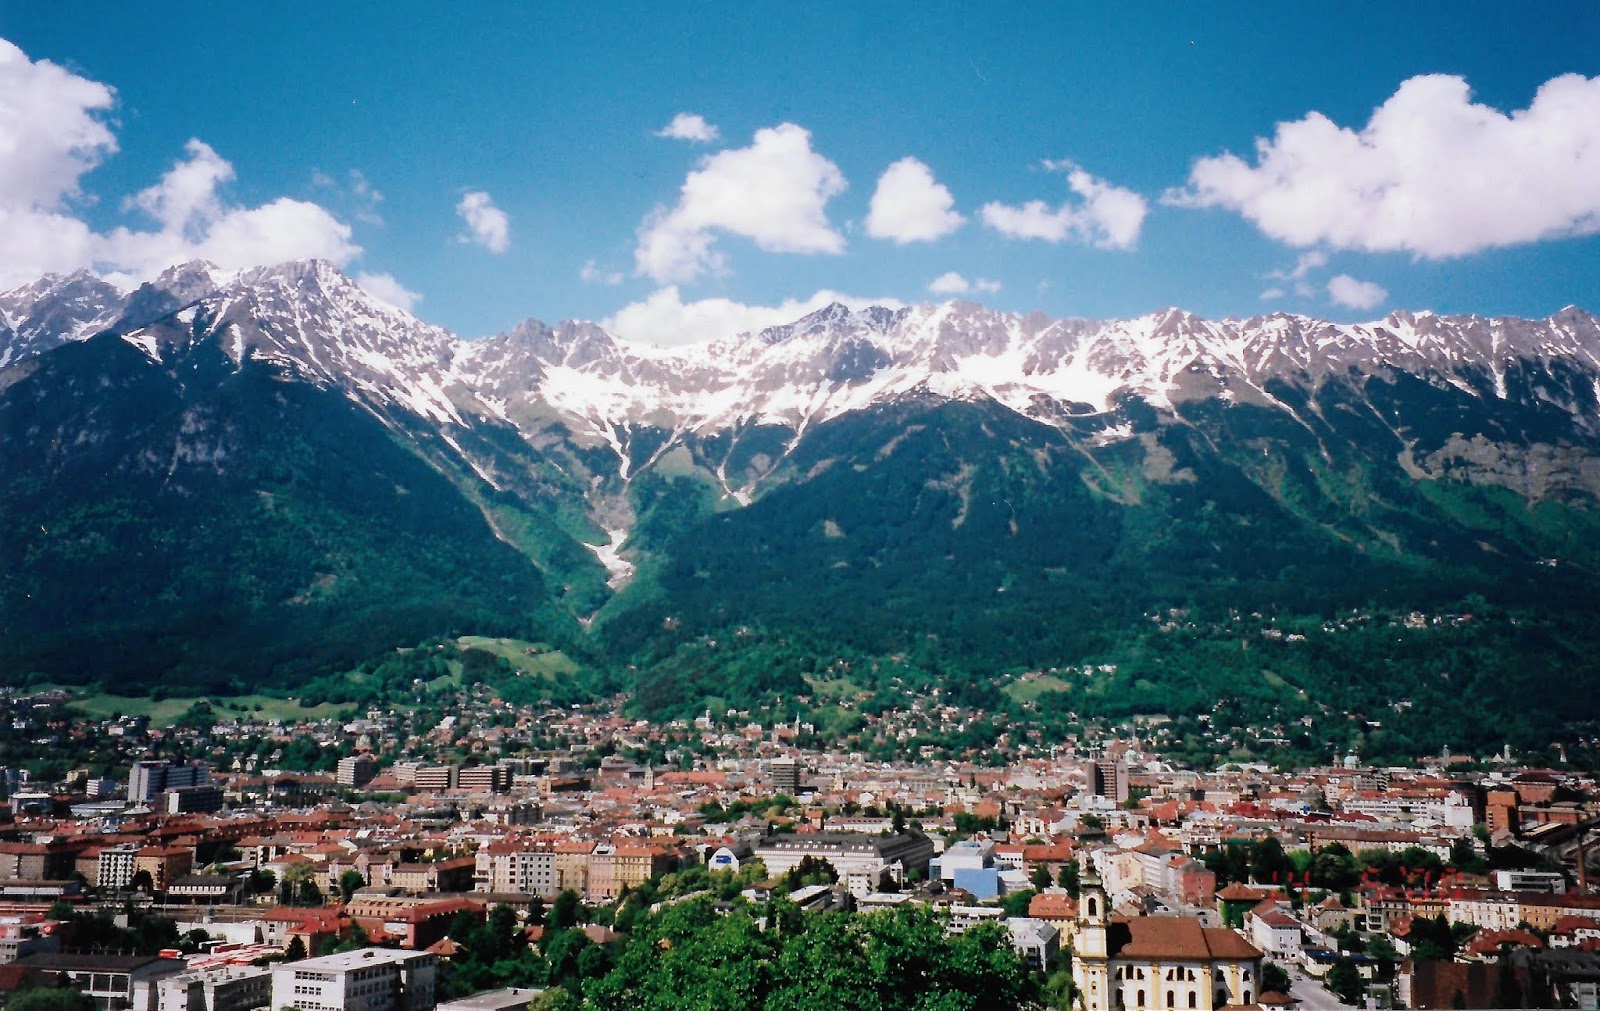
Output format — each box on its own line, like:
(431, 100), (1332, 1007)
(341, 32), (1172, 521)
(7, 258), (1599, 436)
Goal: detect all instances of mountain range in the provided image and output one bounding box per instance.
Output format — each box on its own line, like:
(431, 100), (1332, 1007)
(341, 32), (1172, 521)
(5, 259), (1600, 756)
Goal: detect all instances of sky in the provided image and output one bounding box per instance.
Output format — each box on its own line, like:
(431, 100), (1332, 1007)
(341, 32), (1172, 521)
(3, 2), (1600, 345)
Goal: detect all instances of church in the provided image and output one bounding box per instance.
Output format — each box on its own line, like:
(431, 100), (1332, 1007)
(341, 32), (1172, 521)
(1073, 869), (1267, 1011)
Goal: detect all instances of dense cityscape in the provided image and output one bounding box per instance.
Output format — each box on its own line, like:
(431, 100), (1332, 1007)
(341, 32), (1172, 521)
(0, 682), (1597, 1010)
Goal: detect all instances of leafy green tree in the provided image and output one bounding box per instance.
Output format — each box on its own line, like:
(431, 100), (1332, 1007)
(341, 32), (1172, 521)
(548, 891), (581, 931)
(1030, 864), (1054, 890)
(1262, 962), (1292, 995)
(339, 869), (366, 901)
(5, 988), (97, 1011)
(1000, 889), (1036, 917)
(782, 856), (839, 893)
(284, 936), (308, 962)
(1327, 957), (1363, 1005)
(1057, 862), (1080, 897)
(1251, 837), (1292, 885)
(1310, 844), (1360, 891)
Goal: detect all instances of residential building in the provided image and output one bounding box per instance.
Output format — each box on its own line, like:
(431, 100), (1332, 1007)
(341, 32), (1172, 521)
(163, 784), (225, 815)
(336, 755), (378, 789)
(455, 766), (509, 794)
(129, 760), (210, 805)
(151, 964), (271, 1011)
(1007, 917), (1062, 972)
(474, 841), (556, 897)
(770, 757), (799, 797)
(97, 843), (140, 891)
(1089, 760), (1130, 805)
(269, 948), (437, 1011)
(135, 847), (196, 894)
(0, 843), (47, 882)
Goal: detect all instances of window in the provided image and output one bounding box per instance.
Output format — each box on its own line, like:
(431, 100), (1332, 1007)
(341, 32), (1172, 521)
(1088, 897), (1099, 917)
(1137, 990), (1145, 1007)
(1243, 991), (1251, 1005)
(1187, 994), (1196, 1009)
(1166, 991), (1174, 1008)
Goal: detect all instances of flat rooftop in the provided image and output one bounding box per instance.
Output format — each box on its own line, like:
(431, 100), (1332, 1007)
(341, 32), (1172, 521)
(282, 948), (429, 972)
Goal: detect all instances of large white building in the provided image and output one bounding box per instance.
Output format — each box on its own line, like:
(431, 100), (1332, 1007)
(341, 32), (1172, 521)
(151, 964), (272, 1011)
(753, 832), (934, 898)
(98, 842), (140, 891)
(473, 841), (557, 896)
(270, 948), (437, 1011)
(1072, 871), (1264, 1011)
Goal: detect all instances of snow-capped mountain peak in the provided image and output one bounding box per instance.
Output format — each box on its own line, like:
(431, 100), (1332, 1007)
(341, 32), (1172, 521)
(9, 259), (1600, 451)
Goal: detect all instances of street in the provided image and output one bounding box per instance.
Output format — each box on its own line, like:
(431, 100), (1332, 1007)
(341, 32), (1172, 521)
(1284, 962), (1349, 1010)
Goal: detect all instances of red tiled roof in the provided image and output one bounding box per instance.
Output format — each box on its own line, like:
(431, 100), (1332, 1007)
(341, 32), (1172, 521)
(1109, 917), (1262, 960)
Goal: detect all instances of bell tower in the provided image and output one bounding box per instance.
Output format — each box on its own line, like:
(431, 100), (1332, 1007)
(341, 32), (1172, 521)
(1073, 860), (1113, 1011)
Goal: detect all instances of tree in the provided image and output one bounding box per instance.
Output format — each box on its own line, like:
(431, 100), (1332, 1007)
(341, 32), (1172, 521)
(527, 895), (547, 927)
(1262, 962), (1292, 995)
(284, 935), (308, 962)
(6, 988), (97, 1011)
(339, 869), (366, 902)
(1000, 888), (1036, 917)
(130, 869), (154, 893)
(548, 890), (581, 931)
(1251, 837), (1292, 885)
(281, 862), (324, 907)
(1367, 934), (1399, 980)
(782, 855), (839, 893)
(1031, 864), (1055, 890)
(1327, 956), (1363, 1005)
(1310, 844), (1360, 891)
(1058, 862), (1081, 897)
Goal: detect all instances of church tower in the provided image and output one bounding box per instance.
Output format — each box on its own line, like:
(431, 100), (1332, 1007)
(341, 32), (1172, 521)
(1073, 860), (1113, 1011)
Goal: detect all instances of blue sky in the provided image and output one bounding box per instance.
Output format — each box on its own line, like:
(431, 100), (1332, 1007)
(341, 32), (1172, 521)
(3, 2), (1600, 343)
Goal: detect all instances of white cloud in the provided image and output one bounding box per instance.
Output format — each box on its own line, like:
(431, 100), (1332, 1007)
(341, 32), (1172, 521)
(580, 260), (624, 286)
(1167, 73), (1600, 258)
(1326, 274), (1388, 311)
(602, 285), (901, 347)
(866, 157), (965, 243)
(1259, 287), (1287, 301)
(313, 168), (384, 225)
(355, 271), (422, 312)
(927, 271), (1001, 296)
(981, 163), (1147, 249)
(127, 138), (232, 232)
(634, 122), (847, 283)
(1264, 250), (1330, 297)
(0, 38), (117, 208)
(456, 191), (510, 253)
(655, 112), (720, 143)
(0, 40), (362, 290)
(95, 142), (358, 282)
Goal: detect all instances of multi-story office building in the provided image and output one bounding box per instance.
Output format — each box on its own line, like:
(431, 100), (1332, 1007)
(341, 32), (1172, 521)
(129, 760), (210, 805)
(270, 948), (437, 1011)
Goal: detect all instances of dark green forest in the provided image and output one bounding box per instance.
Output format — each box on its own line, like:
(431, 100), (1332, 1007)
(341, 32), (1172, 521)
(6, 329), (1600, 764)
